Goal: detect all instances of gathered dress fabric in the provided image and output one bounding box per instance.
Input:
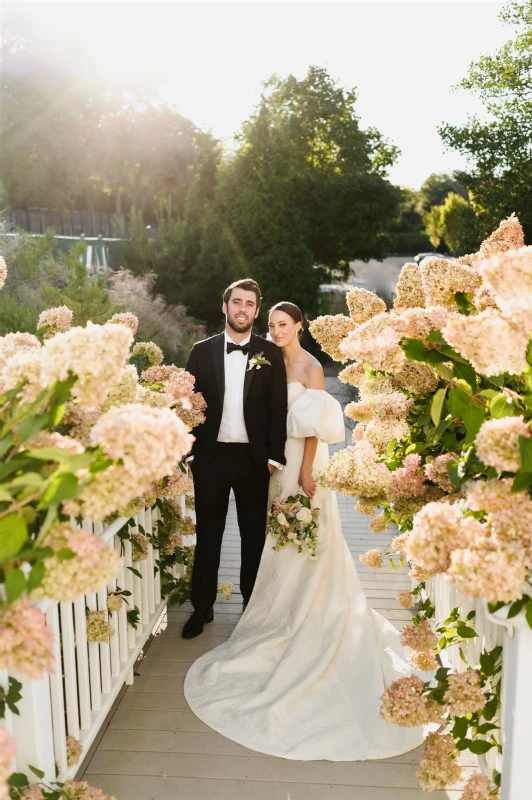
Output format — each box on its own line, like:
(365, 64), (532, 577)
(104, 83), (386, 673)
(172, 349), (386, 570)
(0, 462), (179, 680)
(184, 383), (425, 761)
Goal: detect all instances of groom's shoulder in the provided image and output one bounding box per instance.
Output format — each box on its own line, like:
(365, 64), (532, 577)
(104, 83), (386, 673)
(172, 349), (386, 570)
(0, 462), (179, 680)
(191, 332), (223, 352)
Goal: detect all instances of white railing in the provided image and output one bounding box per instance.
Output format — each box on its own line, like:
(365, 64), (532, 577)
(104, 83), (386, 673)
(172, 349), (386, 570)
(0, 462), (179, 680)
(427, 574), (532, 800)
(1, 502), (188, 784)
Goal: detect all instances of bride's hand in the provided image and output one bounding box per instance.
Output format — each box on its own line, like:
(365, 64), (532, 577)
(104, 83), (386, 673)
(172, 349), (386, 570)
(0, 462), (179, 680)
(299, 467), (316, 499)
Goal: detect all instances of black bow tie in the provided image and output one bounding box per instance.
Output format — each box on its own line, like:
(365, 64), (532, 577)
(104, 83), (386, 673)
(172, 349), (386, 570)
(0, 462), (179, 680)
(226, 341), (250, 355)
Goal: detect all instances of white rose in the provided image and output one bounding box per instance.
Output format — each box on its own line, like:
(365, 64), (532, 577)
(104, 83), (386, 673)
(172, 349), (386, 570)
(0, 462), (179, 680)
(276, 512), (289, 528)
(296, 507), (312, 523)
(287, 531), (296, 540)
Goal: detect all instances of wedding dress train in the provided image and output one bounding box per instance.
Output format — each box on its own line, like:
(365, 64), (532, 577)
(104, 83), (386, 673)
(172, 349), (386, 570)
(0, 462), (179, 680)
(184, 382), (425, 761)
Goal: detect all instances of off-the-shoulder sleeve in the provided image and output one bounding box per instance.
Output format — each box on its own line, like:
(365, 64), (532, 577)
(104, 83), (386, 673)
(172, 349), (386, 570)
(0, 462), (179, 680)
(287, 389), (345, 444)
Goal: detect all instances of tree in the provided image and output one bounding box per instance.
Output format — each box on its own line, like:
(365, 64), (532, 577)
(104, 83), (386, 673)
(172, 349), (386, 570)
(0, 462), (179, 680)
(439, 0), (532, 241)
(423, 193), (479, 253)
(416, 174), (468, 216)
(197, 66), (400, 322)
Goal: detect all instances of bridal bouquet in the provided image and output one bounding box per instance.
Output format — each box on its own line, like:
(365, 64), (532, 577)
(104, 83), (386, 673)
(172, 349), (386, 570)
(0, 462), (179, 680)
(268, 495), (320, 558)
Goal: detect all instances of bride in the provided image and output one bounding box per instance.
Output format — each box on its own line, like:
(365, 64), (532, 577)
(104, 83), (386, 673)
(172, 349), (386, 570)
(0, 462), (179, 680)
(184, 301), (425, 761)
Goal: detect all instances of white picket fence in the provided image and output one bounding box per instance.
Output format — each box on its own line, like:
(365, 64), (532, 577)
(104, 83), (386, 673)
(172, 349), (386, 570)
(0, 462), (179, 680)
(1, 503), (187, 783)
(427, 574), (532, 800)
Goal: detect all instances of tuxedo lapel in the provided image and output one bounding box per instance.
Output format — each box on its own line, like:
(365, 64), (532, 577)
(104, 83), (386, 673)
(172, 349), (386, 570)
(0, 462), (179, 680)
(211, 333), (225, 406)
(244, 333), (261, 404)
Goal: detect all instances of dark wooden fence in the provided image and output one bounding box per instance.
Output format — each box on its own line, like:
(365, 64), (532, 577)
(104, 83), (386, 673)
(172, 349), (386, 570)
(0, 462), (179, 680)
(11, 208), (119, 238)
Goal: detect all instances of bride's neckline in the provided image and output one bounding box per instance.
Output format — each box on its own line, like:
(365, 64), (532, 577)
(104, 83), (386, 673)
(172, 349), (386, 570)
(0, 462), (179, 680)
(287, 381), (305, 387)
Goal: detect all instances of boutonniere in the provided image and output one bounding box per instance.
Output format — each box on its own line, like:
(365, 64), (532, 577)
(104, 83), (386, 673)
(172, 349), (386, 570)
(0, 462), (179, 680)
(247, 352), (271, 372)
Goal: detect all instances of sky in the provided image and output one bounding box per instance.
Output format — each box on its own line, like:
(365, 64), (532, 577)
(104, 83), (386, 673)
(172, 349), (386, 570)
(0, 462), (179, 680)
(6, 0), (511, 188)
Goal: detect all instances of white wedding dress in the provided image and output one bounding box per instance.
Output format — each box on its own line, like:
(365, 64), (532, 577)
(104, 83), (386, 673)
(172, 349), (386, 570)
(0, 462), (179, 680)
(184, 383), (425, 761)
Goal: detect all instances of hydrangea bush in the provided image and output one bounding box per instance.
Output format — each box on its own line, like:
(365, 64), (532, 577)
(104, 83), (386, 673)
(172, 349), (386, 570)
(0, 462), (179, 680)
(311, 215), (530, 796)
(0, 272), (203, 798)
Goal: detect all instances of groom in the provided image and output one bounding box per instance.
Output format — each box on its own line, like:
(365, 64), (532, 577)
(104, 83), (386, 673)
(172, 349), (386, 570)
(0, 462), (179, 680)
(182, 278), (288, 639)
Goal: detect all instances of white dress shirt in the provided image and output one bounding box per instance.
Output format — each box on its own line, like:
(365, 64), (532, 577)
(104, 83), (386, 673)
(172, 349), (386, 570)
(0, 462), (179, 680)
(217, 331), (251, 443)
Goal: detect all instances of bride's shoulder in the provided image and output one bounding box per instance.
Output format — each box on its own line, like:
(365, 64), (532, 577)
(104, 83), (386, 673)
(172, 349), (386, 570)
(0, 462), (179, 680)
(301, 354), (325, 390)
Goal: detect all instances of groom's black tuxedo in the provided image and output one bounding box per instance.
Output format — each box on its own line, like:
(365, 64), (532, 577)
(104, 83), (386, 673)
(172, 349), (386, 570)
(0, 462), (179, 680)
(185, 331), (288, 612)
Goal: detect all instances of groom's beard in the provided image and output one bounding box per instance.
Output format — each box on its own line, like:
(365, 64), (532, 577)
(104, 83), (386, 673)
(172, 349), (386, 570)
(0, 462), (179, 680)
(227, 312), (254, 335)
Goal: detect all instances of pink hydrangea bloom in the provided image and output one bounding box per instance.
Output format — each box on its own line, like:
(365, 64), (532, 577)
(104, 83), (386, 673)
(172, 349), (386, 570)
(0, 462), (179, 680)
(163, 533), (183, 555)
(61, 780), (117, 800)
(40, 322), (133, 409)
(399, 305), (450, 340)
(380, 676), (445, 727)
(461, 772), (499, 800)
(393, 360), (439, 395)
(108, 312), (139, 335)
(131, 533), (149, 562)
(407, 501), (466, 574)
(479, 215), (525, 261)
(369, 513), (389, 533)
(444, 669), (486, 717)
(388, 454), (428, 502)
(420, 257), (479, 308)
(401, 618), (438, 653)
(397, 590), (415, 608)
(0, 598), (54, 679)
(37, 305), (73, 336)
(339, 312), (407, 374)
(410, 650), (438, 672)
(424, 452), (458, 492)
(33, 525), (121, 603)
(346, 288), (386, 324)
(0, 331), (41, 371)
(309, 315), (356, 362)
(338, 362), (366, 387)
(66, 736), (83, 767)
(448, 548), (526, 604)
(476, 416), (531, 473)
(85, 611), (115, 643)
(443, 309), (530, 376)
(417, 732), (463, 791)
(480, 245), (532, 317)
(394, 261), (426, 310)
(0, 728), (16, 800)
(101, 365), (139, 411)
(359, 548), (384, 569)
(132, 341), (163, 367)
(318, 441), (392, 499)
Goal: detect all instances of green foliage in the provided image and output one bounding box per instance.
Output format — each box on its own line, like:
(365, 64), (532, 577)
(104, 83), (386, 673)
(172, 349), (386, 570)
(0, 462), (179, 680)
(439, 0), (532, 241)
(423, 193), (479, 254)
(416, 173), (468, 216)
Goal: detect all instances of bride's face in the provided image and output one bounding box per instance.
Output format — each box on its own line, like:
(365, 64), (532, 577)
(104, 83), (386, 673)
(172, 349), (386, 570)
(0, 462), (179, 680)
(268, 310), (301, 347)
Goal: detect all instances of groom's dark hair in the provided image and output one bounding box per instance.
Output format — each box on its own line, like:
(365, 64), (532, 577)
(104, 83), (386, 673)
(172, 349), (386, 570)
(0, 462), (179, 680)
(223, 278), (262, 308)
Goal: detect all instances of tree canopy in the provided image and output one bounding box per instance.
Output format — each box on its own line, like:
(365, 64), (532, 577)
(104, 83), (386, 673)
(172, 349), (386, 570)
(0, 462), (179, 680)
(439, 0), (532, 241)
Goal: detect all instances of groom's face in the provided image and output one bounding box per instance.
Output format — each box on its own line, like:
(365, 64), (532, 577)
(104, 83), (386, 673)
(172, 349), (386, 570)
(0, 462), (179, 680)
(223, 289), (260, 334)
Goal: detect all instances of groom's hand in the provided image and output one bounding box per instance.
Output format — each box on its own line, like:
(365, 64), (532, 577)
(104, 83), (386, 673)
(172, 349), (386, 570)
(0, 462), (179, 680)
(267, 463), (275, 476)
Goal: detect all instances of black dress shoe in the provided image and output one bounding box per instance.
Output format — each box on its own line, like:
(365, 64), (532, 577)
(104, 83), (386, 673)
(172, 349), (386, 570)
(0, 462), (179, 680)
(181, 608), (214, 639)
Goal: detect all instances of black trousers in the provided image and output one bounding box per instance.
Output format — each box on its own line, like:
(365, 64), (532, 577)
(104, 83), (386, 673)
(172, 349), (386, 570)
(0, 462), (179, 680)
(191, 443), (271, 613)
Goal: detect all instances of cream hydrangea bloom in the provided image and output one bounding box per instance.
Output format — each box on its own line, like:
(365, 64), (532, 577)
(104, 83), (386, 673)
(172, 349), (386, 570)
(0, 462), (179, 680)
(346, 287), (386, 324)
(393, 261), (425, 310)
(443, 309), (530, 376)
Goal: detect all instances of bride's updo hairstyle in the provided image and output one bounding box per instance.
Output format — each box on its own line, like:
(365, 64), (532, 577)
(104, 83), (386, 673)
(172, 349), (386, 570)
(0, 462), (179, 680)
(269, 302), (304, 338)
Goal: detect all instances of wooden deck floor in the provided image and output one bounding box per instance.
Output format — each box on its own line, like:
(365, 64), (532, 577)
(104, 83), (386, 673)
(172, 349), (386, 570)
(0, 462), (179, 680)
(83, 488), (474, 799)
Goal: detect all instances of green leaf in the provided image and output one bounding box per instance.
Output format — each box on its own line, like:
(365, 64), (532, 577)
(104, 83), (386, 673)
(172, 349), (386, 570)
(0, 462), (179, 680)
(463, 404), (485, 444)
(468, 740), (494, 754)
(525, 600), (532, 629)
(454, 292), (475, 314)
(401, 338), (429, 362)
(457, 626), (478, 639)
(476, 723), (499, 735)
(430, 388), (447, 427)
(127, 566), (142, 579)
(8, 773), (30, 788)
(512, 472), (532, 492)
(447, 386), (471, 419)
(490, 394), (516, 418)
(28, 765), (45, 779)
(519, 436), (532, 473)
(479, 652), (495, 675)
(507, 598), (527, 619)
(5, 566), (26, 603)
(56, 548), (76, 560)
(38, 473), (79, 509)
(456, 738), (472, 751)
(27, 560), (46, 593)
(0, 515), (28, 562)
(17, 414), (47, 441)
(0, 487), (12, 502)
(453, 362), (477, 392)
(0, 433), (15, 459)
(452, 718), (469, 739)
